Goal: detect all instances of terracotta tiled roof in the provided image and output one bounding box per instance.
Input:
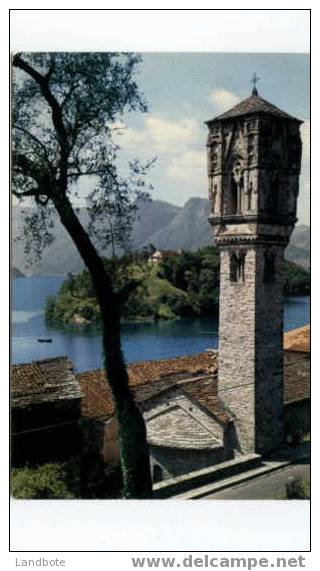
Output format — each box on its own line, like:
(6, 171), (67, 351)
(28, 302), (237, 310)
(128, 352), (217, 382)
(283, 325), (310, 353)
(78, 325), (310, 422)
(11, 357), (82, 408)
(12, 327), (309, 419)
(77, 369), (115, 420)
(207, 94), (301, 124)
(133, 372), (231, 425)
(78, 352), (218, 421)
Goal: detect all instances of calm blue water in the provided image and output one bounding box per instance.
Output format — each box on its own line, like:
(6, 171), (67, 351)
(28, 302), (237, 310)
(12, 276), (310, 373)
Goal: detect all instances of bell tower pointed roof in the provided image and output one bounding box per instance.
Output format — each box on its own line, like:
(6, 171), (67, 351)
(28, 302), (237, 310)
(206, 93), (302, 124)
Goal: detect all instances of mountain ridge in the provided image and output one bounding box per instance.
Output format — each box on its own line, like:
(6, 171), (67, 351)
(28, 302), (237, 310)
(12, 198), (310, 275)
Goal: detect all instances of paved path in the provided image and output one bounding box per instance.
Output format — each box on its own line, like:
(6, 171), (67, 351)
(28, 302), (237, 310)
(205, 460), (310, 500)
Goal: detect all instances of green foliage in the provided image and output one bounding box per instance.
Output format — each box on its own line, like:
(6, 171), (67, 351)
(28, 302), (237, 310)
(11, 463), (74, 499)
(46, 247), (310, 325)
(45, 295), (56, 322)
(283, 261), (310, 295)
(11, 457), (123, 500)
(79, 454), (122, 499)
(158, 246), (220, 316)
(286, 477), (310, 500)
(157, 303), (176, 320)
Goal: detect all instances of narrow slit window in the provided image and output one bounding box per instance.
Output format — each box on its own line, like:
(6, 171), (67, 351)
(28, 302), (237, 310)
(230, 252), (246, 282)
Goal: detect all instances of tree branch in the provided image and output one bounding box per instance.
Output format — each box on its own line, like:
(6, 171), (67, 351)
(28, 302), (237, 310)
(13, 54), (70, 189)
(51, 192), (114, 304)
(13, 187), (40, 199)
(14, 126), (55, 171)
(66, 168), (108, 179)
(13, 152), (52, 190)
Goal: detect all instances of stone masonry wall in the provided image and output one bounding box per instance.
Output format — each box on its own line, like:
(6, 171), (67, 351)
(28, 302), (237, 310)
(254, 245), (285, 453)
(218, 244), (285, 455)
(218, 246), (256, 454)
(150, 445), (224, 480)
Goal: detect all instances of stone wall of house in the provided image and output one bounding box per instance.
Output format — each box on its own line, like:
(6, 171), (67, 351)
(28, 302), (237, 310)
(150, 444), (224, 481)
(143, 389), (224, 449)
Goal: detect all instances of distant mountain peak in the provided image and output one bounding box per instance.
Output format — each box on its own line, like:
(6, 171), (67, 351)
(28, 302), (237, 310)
(12, 198), (309, 275)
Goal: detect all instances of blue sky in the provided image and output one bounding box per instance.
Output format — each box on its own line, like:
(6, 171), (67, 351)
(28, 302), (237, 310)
(114, 53), (309, 225)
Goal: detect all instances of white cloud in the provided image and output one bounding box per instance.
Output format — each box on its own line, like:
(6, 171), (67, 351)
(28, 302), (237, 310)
(167, 150), (206, 182)
(114, 116), (207, 203)
(208, 88), (240, 114)
(116, 116), (201, 154)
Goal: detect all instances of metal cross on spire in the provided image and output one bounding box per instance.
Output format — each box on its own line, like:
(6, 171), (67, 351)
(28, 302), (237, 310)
(250, 72), (261, 96)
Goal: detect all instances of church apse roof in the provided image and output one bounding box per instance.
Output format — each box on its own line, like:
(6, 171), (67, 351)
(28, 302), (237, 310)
(206, 93), (302, 124)
(78, 351), (219, 422)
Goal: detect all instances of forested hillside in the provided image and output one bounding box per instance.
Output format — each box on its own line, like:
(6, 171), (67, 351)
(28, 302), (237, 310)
(45, 247), (310, 326)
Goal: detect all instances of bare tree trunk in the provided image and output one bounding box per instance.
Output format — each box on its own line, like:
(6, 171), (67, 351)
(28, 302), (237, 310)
(53, 194), (152, 498)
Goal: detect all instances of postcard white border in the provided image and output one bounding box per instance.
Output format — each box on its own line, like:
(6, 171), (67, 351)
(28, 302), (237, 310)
(5, 7), (313, 555)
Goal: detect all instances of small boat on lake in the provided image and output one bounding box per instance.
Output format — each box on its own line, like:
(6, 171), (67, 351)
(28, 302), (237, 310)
(37, 338), (53, 343)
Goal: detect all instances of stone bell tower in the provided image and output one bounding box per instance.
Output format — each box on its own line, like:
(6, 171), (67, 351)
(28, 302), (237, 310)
(206, 80), (302, 455)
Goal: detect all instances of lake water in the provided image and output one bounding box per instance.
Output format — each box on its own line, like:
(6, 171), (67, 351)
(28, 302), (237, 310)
(12, 276), (310, 373)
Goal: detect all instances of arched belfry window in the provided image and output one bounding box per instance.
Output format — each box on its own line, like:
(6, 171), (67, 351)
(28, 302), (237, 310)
(230, 251), (246, 282)
(264, 252), (276, 283)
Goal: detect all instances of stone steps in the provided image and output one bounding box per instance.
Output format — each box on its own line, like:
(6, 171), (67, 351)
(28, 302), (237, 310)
(165, 445), (311, 500)
(171, 461), (286, 499)
(152, 453), (262, 499)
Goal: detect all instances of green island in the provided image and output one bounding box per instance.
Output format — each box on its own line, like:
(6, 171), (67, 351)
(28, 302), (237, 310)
(45, 246), (310, 326)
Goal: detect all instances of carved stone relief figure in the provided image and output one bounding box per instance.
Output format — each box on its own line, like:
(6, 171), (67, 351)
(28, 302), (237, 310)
(231, 159), (244, 214)
(223, 126), (233, 160)
(209, 178), (218, 214)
